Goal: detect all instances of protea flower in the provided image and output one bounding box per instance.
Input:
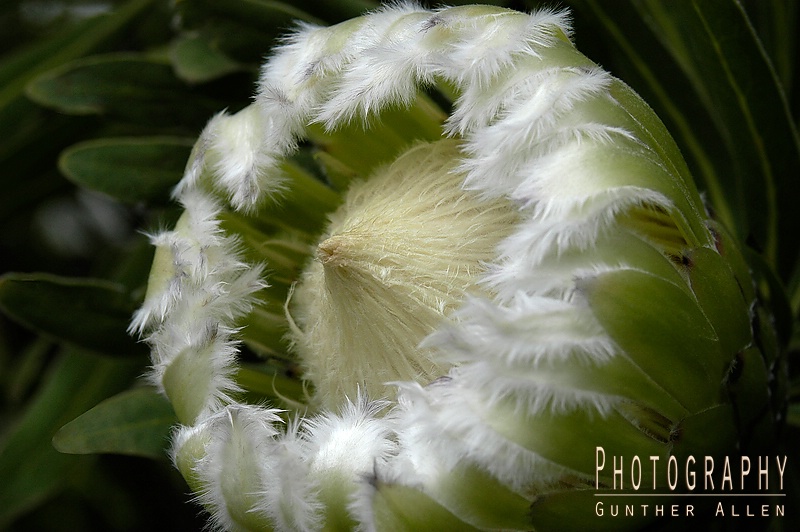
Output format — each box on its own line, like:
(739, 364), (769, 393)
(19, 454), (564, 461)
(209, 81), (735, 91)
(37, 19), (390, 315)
(130, 3), (784, 530)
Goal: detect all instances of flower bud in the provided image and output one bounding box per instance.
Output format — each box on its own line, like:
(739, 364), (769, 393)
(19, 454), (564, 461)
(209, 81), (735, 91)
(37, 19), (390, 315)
(132, 3), (783, 530)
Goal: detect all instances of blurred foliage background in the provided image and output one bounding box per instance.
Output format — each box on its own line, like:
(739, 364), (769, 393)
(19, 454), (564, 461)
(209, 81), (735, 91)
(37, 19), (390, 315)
(0, 0), (797, 530)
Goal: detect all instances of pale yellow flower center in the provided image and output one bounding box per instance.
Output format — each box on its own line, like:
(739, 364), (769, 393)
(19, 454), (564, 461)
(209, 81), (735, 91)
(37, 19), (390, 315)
(289, 139), (519, 410)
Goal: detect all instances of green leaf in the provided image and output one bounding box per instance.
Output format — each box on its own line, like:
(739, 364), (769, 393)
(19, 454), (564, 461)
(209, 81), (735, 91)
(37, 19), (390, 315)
(3, 338), (52, 406)
(632, 0), (800, 279)
(170, 34), (246, 84)
(59, 137), (193, 204)
(236, 362), (307, 407)
(484, 398), (666, 481)
(0, 98), (87, 225)
(725, 346), (777, 452)
(175, 0), (323, 66)
(740, 0), (799, 97)
(0, 348), (142, 528)
(287, 0), (378, 23)
(572, 0), (800, 281)
(789, 401), (800, 428)
(209, 0), (324, 27)
(0, 0), (160, 209)
(0, 0), (157, 113)
(53, 387), (176, 459)
(671, 403), (739, 460)
(0, 273), (145, 356)
(25, 53), (218, 128)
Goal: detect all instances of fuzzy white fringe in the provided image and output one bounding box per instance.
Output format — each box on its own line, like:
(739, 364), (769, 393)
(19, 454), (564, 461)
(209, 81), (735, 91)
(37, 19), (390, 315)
(132, 2), (713, 530)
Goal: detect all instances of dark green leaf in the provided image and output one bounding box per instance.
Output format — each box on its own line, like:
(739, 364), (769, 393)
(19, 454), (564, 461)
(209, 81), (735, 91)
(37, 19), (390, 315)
(3, 338), (52, 406)
(0, 0), (156, 112)
(59, 137), (193, 204)
(199, 0), (323, 26)
(25, 53), (218, 128)
(170, 34), (246, 84)
(175, 0), (322, 66)
(0, 96), (90, 210)
(741, 0), (799, 94)
(53, 387), (176, 459)
(287, 0), (379, 23)
(789, 402), (800, 428)
(0, 348), (142, 528)
(632, 0), (800, 280)
(0, 273), (146, 356)
(0, 0), (158, 173)
(573, 0), (800, 282)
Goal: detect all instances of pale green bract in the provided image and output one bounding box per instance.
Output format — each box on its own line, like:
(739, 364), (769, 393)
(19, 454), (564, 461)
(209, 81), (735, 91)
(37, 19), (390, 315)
(130, 3), (782, 531)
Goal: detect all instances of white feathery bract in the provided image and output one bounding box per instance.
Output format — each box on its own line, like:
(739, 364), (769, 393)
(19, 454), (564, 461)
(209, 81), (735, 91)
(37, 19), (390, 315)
(130, 190), (267, 423)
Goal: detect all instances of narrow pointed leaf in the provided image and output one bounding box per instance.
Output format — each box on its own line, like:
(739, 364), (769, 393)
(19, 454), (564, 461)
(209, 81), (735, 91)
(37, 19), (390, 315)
(740, 1), (799, 93)
(0, 348), (142, 527)
(58, 137), (193, 204)
(53, 387), (176, 458)
(170, 34), (246, 83)
(0, 0), (156, 112)
(632, 0), (800, 280)
(571, 0), (740, 240)
(174, 0), (323, 66)
(0, 0), (158, 184)
(25, 54), (218, 128)
(0, 273), (146, 356)
(574, 0), (800, 281)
